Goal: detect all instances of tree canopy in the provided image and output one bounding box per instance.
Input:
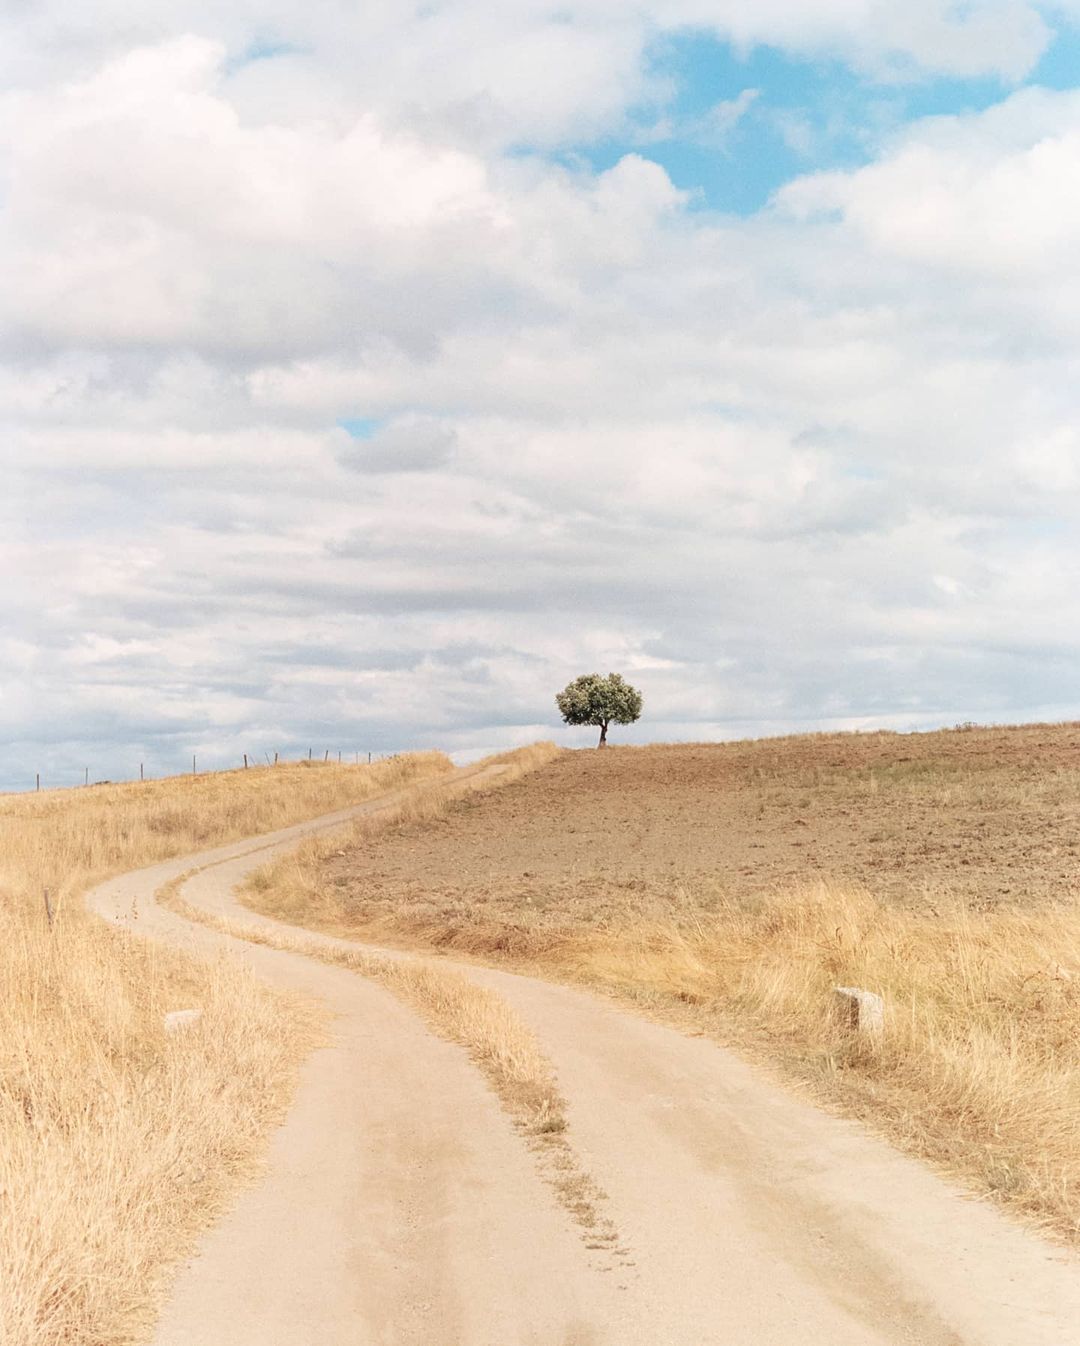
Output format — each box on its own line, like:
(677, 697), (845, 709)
(555, 672), (643, 747)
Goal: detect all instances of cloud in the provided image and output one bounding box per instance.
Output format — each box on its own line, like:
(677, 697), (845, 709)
(0, 3), (1062, 142)
(636, 87), (760, 148)
(338, 416), (458, 473)
(4, 18), (1080, 786)
(0, 38), (512, 364)
(671, 0), (1051, 81)
(778, 87), (1080, 281)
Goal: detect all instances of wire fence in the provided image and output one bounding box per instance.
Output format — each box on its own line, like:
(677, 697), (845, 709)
(25, 748), (390, 794)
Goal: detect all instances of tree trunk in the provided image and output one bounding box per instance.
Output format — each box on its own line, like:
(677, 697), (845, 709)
(598, 721), (608, 748)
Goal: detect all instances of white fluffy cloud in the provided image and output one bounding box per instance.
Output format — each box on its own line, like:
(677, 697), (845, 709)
(0, 2), (1063, 139)
(779, 88), (1080, 278)
(0, 38), (508, 360)
(4, 10), (1080, 786)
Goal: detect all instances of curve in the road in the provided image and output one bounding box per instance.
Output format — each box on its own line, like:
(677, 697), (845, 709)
(89, 771), (1080, 1346)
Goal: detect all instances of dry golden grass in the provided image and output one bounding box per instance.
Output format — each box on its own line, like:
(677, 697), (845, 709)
(541, 884), (1080, 1239)
(242, 733), (1080, 1242)
(382, 740), (562, 830)
(0, 923), (322, 1346)
(0, 752), (451, 922)
(0, 752), (452, 1346)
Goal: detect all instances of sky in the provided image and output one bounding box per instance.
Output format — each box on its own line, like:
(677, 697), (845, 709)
(4, 2), (1080, 789)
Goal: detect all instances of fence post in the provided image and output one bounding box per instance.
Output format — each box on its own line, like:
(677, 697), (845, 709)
(84, 767), (88, 787)
(36, 773), (40, 792)
(274, 752), (279, 765)
(244, 753), (248, 769)
(192, 754), (197, 775)
(140, 762), (144, 781)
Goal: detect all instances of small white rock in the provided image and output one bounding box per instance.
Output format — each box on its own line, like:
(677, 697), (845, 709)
(164, 1008), (203, 1034)
(833, 986), (885, 1035)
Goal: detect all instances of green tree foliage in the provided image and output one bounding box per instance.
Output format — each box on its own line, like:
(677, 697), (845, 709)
(555, 672), (643, 747)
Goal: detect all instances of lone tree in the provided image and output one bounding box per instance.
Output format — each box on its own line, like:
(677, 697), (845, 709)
(556, 672), (643, 748)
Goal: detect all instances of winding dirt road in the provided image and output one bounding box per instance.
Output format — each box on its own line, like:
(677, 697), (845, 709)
(89, 770), (1080, 1345)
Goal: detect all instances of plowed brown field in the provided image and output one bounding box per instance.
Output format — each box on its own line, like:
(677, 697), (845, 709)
(322, 723), (1080, 928)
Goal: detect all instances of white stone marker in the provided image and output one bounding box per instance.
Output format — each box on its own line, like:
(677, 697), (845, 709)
(833, 986), (885, 1035)
(164, 1008), (203, 1034)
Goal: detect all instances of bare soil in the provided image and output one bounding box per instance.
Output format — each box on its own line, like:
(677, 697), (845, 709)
(323, 724), (1080, 932)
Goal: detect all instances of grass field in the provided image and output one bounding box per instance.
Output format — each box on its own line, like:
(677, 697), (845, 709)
(0, 752), (452, 1346)
(242, 724), (1080, 1241)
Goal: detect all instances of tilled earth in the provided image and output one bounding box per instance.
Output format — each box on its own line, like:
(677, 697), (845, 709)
(326, 723), (1080, 928)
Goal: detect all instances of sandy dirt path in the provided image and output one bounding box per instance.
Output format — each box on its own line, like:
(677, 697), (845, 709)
(88, 771), (1080, 1346)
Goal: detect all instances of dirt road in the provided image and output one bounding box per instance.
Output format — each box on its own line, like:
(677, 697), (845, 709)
(88, 771), (1080, 1345)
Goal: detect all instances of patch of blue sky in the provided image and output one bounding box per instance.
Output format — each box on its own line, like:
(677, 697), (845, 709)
(842, 463), (888, 482)
(224, 38), (306, 75)
(692, 400), (761, 422)
(1030, 22), (1080, 89)
(338, 417), (382, 439)
(547, 26), (1080, 217)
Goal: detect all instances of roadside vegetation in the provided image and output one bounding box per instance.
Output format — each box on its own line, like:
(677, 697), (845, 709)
(241, 725), (1080, 1241)
(0, 752), (451, 1346)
